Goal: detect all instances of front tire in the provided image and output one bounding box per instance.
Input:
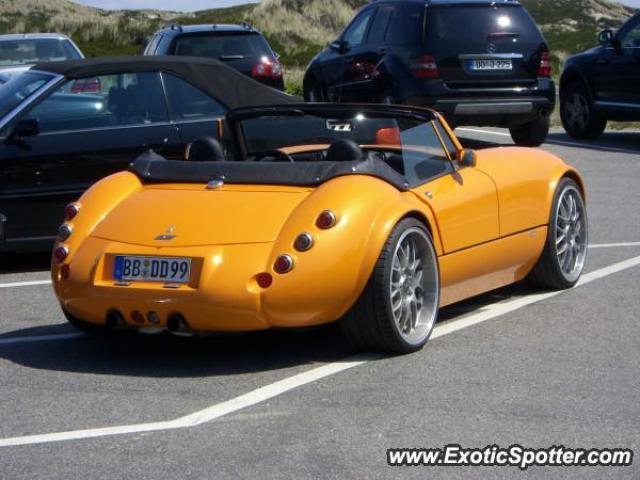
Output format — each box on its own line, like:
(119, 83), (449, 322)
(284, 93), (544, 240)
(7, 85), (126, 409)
(560, 82), (606, 140)
(528, 178), (588, 289)
(509, 114), (550, 146)
(340, 218), (440, 354)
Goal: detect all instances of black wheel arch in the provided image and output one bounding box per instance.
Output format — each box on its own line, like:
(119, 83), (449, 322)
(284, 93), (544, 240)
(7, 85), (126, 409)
(560, 68), (594, 102)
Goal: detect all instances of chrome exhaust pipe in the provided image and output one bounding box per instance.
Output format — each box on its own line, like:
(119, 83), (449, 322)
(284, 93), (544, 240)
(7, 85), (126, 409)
(167, 314), (194, 337)
(105, 310), (125, 330)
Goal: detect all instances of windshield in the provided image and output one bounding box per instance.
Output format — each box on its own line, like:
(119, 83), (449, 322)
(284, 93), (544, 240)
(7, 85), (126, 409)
(173, 32), (272, 60)
(237, 108), (455, 186)
(0, 71), (54, 120)
(0, 39), (81, 67)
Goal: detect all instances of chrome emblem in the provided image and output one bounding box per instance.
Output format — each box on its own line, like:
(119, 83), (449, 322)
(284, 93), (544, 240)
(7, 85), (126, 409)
(487, 43), (497, 54)
(207, 179), (224, 190)
(155, 225), (177, 241)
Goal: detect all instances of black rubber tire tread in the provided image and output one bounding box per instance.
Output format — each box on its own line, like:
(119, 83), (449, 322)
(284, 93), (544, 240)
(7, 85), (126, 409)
(509, 114), (550, 147)
(339, 218), (438, 354)
(527, 178), (586, 290)
(560, 82), (607, 140)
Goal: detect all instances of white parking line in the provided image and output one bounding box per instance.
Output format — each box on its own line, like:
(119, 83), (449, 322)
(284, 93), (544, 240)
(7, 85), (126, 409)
(0, 280), (51, 289)
(589, 242), (640, 249)
(0, 333), (83, 346)
(457, 127), (640, 155)
(1, 254), (639, 448)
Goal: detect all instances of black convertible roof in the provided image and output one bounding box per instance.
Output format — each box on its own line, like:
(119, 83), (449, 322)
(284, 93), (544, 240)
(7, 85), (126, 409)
(130, 150), (410, 191)
(32, 56), (297, 109)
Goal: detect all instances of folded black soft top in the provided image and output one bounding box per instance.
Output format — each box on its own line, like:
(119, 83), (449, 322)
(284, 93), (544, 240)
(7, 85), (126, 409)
(129, 150), (410, 191)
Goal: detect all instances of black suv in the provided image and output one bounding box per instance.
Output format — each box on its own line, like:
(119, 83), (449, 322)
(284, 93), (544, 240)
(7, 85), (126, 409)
(560, 13), (640, 139)
(304, 0), (555, 146)
(144, 23), (285, 90)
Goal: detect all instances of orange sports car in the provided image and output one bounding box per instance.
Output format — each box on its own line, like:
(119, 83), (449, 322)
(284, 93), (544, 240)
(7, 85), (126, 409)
(51, 104), (588, 353)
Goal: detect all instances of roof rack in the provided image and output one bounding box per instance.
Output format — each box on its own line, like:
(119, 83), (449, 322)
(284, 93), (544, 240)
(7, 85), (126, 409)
(240, 21), (254, 30)
(163, 23), (183, 32)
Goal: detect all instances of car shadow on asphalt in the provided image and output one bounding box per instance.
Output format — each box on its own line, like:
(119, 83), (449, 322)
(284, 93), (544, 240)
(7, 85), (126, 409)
(0, 323), (358, 378)
(0, 282), (535, 378)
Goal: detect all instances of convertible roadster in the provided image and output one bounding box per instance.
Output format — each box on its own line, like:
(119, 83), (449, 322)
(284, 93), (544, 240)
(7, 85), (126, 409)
(51, 104), (588, 353)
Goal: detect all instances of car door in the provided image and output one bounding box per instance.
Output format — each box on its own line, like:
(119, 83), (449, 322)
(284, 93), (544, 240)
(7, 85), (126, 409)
(161, 72), (227, 152)
(412, 120), (500, 255)
(0, 72), (181, 247)
(592, 15), (640, 105)
(320, 6), (376, 102)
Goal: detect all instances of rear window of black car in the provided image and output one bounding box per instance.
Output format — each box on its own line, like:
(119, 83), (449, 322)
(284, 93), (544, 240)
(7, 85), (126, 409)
(425, 5), (543, 55)
(172, 32), (272, 60)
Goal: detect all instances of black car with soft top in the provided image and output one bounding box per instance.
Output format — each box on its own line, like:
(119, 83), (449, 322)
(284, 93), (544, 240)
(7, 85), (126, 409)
(560, 13), (640, 139)
(304, 0), (555, 146)
(144, 23), (285, 90)
(0, 56), (294, 253)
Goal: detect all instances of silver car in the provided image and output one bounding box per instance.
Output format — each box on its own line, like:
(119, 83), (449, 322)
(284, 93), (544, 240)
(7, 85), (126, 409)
(0, 33), (84, 81)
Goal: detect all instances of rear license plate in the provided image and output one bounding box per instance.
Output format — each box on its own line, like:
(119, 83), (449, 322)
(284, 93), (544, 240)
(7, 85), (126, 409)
(114, 256), (191, 284)
(470, 59), (513, 71)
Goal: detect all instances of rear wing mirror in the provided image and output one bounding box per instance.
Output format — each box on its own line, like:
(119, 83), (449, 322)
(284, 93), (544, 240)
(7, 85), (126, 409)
(330, 40), (350, 54)
(458, 149), (477, 168)
(598, 29), (613, 45)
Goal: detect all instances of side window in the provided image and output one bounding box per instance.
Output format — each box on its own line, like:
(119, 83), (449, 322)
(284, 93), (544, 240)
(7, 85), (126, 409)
(399, 121), (453, 185)
(385, 4), (424, 46)
(367, 7), (393, 45)
(619, 17), (640, 47)
(342, 8), (375, 47)
(27, 72), (167, 133)
(162, 73), (227, 121)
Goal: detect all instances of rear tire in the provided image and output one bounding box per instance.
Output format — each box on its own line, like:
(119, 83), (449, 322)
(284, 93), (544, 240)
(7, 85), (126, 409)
(560, 82), (607, 139)
(528, 178), (588, 290)
(339, 218), (440, 354)
(63, 309), (116, 336)
(509, 114), (550, 146)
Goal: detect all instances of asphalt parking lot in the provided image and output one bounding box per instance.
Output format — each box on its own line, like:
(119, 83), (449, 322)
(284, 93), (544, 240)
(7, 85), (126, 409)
(1, 128), (639, 479)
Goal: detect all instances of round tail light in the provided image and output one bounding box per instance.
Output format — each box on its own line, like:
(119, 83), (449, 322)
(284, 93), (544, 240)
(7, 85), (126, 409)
(53, 246), (69, 263)
(273, 255), (294, 274)
(316, 210), (337, 229)
(57, 224), (73, 241)
(294, 233), (314, 252)
(60, 264), (71, 281)
(64, 203), (80, 221)
(256, 272), (273, 289)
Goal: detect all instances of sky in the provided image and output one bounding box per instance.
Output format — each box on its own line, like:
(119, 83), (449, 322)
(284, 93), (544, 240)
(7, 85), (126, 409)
(73, 0), (639, 11)
(74, 0), (257, 12)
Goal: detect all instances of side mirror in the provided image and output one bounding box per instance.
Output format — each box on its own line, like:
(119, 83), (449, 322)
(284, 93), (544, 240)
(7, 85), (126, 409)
(14, 118), (40, 139)
(598, 29), (613, 45)
(330, 40), (349, 54)
(459, 149), (477, 168)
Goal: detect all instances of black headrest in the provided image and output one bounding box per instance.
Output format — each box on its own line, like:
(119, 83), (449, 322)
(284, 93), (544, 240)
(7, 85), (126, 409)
(187, 136), (225, 162)
(325, 139), (365, 162)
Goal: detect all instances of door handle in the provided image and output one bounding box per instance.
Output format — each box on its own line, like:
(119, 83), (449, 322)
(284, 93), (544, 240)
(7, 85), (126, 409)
(378, 48), (387, 55)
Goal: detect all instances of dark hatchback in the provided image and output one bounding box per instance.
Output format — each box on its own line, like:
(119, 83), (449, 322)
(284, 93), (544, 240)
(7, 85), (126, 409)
(560, 13), (640, 139)
(0, 56), (294, 253)
(144, 24), (285, 90)
(304, 0), (555, 146)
